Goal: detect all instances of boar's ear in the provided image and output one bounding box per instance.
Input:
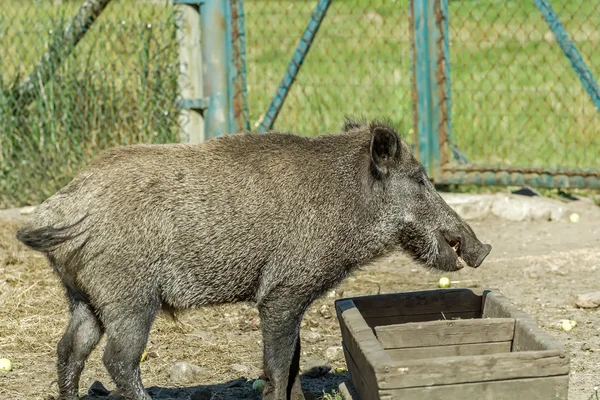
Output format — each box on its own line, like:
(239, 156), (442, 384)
(370, 126), (399, 178)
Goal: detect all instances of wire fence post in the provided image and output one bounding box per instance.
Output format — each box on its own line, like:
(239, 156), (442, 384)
(175, 0), (244, 142)
(201, 0), (236, 139)
(409, 0), (453, 181)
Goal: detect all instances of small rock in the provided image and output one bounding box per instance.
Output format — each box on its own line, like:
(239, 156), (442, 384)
(319, 305), (332, 319)
(325, 346), (343, 361)
(304, 331), (321, 343)
(581, 343), (592, 351)
(170, 361), (202, 384)
(231, 364), (250, 374)
(576, 292), (600, 309)
(190, 388), (212, 400)
(550, 264), (567, 276)
(147, 351), (159, 359)
(88, 381), (110, 396)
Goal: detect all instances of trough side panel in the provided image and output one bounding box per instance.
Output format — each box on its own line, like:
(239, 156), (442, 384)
(375, 318), (515, 349)
(378, 375), (569, 400)
(386, 341), (511, 361)
(379, 350), (570, 389)
(352, 288), (485, 319)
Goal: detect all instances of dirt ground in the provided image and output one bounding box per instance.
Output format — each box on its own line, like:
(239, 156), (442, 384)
(1, 195), (600, 400)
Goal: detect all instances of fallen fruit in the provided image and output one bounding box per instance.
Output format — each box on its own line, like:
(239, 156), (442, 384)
(0, 358), (12, 372)
(569, 213), (580, 223)
(335, 367), (347, 373)
(561, 319), (577, 332)
(438, 277), (451, 288)
(252, 379), (265, 392)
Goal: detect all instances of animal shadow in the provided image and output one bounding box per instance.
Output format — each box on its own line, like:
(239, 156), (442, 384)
(80, 372), (351, 400)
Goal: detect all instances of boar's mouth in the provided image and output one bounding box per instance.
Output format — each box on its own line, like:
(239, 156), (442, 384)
(434, 230), (491, 272)
(433, 231), (466, 272)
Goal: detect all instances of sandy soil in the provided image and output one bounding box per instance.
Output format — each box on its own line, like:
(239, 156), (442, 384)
(1, 197), (599, 400)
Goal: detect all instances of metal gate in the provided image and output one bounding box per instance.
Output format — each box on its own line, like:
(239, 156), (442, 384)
(410, 0), (600, 189)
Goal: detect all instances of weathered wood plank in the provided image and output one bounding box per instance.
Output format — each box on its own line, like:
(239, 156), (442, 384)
(351, 288), (485, 319)
(175, 3), (205, 143)
(482, 291), (532, 320)
(343, 344), (379, 400)
(387, 341), (511, 361)
(379, 375), (569, 400)
(364, 310), (479, 329)
(483, 291), (568, 356)
(375, 318), (515, 349)
(513, 318), (569, 354)
(335, 299), (392, 397)
(377, 350), (570, 389)
(338, 381), (359, 400)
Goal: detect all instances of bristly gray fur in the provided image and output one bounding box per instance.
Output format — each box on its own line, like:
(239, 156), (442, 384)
(16, 117), (491, 400)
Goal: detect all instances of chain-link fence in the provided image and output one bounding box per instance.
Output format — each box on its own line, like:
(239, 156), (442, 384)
(2, 0), (598, 208)
(2, 0), (411, 208)
(1, 0), (180, 208)
(447, 0), (599, 171)
(244, 0), (413, 136)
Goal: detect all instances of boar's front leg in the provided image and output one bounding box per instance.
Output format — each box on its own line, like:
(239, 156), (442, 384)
(259, 287), (307, 400)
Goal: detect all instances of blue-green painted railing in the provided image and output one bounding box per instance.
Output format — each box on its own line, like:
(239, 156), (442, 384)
(410, 0), (600, 188)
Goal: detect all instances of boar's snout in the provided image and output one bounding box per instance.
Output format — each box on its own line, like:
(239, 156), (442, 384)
(436, 222), (492, 271)
(453, 229), (492, 269)
(473, 243), (492, 268)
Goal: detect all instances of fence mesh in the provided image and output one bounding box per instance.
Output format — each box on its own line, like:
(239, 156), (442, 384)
(1, 0), (180, 208)
(448, 0), (600, 170)
(1, 0), (598, 208)
(244, 0), (413, 137)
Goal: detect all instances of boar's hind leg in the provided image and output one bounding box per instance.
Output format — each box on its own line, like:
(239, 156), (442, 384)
(101, 300), (158, 400)
(57, 289), (103, 400)
(259, 289), (306, 400)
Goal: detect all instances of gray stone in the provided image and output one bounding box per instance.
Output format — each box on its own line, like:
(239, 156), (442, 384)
(319, 305), (332, 319)
(440, 194), (493, 221)
(439, 193), (568, 222)
(490, 194), (565, 222)
(304, 331), (321, 343)
(231, 363), (250, 374)
(169, 361), (202, 384)
(576, 292), (600, 309)
(581, 343), (592, 351)
(325, 346), (343, 362)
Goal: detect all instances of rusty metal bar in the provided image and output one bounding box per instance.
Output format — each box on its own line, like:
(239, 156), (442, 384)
(440, 165), (600, 188)
(410, 0), (437, 175)
(534, 0), (600, 112)
(201, 0), (236, 138)
(257, 0), (332, 132)
(230, 0), (250, 132)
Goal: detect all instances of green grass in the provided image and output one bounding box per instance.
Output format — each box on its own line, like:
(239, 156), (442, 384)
(321, 390), (343, 400)
(1, 0), (599, 207)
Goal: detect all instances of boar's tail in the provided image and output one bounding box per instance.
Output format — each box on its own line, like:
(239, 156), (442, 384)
(16, 214), (88, 253)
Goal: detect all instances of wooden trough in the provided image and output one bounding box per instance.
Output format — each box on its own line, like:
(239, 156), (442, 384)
(334, 288), (570, 400)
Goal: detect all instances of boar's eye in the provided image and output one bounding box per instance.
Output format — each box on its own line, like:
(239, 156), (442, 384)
(413, 174), (427, 185)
